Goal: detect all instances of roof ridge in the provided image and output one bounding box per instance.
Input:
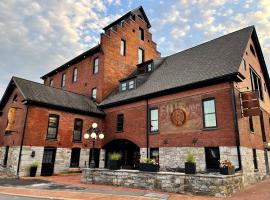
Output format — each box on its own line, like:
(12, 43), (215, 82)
(164, 25), (254, 60)
(12, 76), (92, 99)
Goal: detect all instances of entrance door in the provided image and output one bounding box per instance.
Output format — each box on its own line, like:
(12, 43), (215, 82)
(205, 147), (220, 171)
(70, 148), (81, 168)
(41, 147), (56, 176)
(89, 149), (100, 168)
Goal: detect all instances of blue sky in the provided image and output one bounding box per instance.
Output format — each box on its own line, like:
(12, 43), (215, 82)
(1, 0), (270, 98)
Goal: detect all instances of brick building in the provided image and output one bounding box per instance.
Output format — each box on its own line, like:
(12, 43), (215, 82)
(0, 6), (269, 184)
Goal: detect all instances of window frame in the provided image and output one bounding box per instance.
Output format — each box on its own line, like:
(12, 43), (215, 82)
(139, 27), (144, 41)
(61, 73), (66, 88)
(47, 114), (59, 140)
(120, 82), (127, 92)
(116, 113), (124, 132)
(91, 87), (97, 100)
(120, 39), (126, 56)
(73, 118), (83, 142)
(250, 67), (263, 100)
(149, 107), (159, 133)
(72, 67), (78, 83)
(49, 79), (53, 87)
(138, 48), (144, 64)
(202, 98), (217, 129)
(93, 57), (99, 74)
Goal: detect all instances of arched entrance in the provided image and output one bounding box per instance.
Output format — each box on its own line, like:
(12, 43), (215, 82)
(103, 139), (140, 169)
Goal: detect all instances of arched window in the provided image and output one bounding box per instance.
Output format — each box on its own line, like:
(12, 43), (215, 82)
(12, 94), (18, 103)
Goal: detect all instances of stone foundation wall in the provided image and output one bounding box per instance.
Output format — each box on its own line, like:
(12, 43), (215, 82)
(240, 147), (267, 186)
(219, 146), (239, 168)
(80, 149), (90, 168)
(159, 147), (206, 171)
(82, 169), (243, 197)
(54, 148), (72, 174)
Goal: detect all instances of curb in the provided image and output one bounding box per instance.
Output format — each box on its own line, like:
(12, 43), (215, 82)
(0, 192), (76, 200)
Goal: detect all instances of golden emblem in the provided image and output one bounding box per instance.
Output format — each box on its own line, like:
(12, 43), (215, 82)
(5, 107), (16, 132)
(170, 109), (186, 126)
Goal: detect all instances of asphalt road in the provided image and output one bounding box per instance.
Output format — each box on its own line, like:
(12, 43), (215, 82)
(0, 194), (52, 200)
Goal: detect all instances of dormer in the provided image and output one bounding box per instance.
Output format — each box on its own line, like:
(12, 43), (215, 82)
(137, 60), (154, 74)
(119, 78), (136, 92)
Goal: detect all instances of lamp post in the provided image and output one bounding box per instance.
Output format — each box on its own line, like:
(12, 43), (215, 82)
(84, 122), (104, 168)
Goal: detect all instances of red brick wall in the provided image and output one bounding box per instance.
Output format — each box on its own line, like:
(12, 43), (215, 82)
(235, 37), (270, 150)
(23, 106), (104, 149)
(43, 15), (160, 102)
(101, 16), (160, 99)
(0, 88), (27, 147)
(103, 82), (236, 148)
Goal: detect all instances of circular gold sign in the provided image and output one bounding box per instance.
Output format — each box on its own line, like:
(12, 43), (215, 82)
(170, 109), (186, 127)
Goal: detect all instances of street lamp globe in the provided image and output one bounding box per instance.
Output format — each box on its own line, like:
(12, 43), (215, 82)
(90, 132), (97, 139)
(84, 133), (90, 140)
(92, 122), (98, 129)
(99, 133), (104, 139)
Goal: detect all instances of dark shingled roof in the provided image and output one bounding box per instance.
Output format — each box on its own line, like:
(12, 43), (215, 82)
(100, 26), (255, 107)
(1, 77), (104, 116)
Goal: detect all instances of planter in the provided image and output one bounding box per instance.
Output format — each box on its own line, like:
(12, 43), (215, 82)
(220, 166), (235, 175)
(139, 163), (160, 172)
(29, 166), (37, 177)
(185, 162), (196, 174)
(108, 160), (121, 170)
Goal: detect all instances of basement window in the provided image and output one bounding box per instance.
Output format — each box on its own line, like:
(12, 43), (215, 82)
(205, 147), (220, 171)
(253, 149), (258, 171)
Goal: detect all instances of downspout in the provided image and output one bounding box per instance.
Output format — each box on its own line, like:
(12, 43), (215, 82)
(146, 99), (149, 158)
(230, 82), (242, 171)
(17, 103), (29, 176)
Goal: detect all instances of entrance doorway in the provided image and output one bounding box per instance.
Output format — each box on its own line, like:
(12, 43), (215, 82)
(3, 146), (9, 166)
(41, 147), (56, 176)
(104, 139), (140, 169)
(70, 148), (80, 168)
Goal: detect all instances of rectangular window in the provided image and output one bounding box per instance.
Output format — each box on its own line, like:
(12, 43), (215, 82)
(72, 68), (78, 83)
(73, 118), (83, 142)
(91, 88), (97, 100)
(121, 82), (127, 91)
(249, 116), (254, 132)
(47, 114), (59, 139)
(61, 73), (66, 88)
(203, 99), (217, 128)
(120, 39), (126, 56)
(3, 146), (9, 166)
(243, 59), (246, 70)
(250, 67), (263, 100)
(128, 80), (135, 90)
(49, 79), (53, 87)
(205, 147), (220, 170)
(93, 57), (99, 74)
(253, 149), (258, 170)
(139, 27), (144, 41)
(70, 148), (81, 168)
(147, 63), (153, 72)
(116, 114), (124, 132)
(150, 108), (159, 133)
(138, 48), (144, 64)
(150, 148), (159, 163)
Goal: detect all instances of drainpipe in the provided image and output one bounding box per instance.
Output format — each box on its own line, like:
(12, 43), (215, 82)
(230, 82), (242, 171)
(17, 104), (29, 176)
(146, 99), (149, 158)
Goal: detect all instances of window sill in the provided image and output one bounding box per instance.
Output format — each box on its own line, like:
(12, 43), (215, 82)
(115, 131), (123, 133)
(73, 141), (82, 143)
(202, 127), (218, 131)
(46, 138), (58, 141)
(149, 131), (159, 135)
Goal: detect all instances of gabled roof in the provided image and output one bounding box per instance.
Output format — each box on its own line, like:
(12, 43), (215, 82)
(103, 6), (151, 31)
(100, 26), (259, 107)
(0, 77), (104, 117)
(41, 45), (101, 79)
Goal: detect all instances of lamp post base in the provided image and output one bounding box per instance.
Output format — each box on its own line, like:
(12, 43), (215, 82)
(89, 160), (96, 168)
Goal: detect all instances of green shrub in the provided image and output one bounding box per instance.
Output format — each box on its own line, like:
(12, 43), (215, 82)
(30, 162), (39, 168)
(185, 153), (196, 163)
(109, 152), (121, 160)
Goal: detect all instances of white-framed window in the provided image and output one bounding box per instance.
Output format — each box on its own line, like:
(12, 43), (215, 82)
(121, 82), (127, 91)
(150, 108), (159, 133)
(93, 57), (99, 74)
(202, 98), (217, 128)
(61, 73), (66, 88)
(138, 48), (144, 64)
(91, 87), (97, 100)
(120, 39), (126, 56)
(72, 68), (78, 83)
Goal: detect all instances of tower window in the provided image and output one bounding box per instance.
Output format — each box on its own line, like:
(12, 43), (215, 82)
(93, 57), (99, 74)
(250, 45), (256, 57)
(139, 27), (144, 41)
(138, 48), (144, 64)
(250, 67), (263, 100)
(72, 68), (78, 83)
(61, 73), (66, 88)
(120, 39), (126, 56)
(91, 88), (97, 100)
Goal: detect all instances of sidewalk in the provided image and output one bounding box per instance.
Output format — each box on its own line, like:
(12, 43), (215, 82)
(0, 174), (269, 200)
